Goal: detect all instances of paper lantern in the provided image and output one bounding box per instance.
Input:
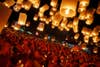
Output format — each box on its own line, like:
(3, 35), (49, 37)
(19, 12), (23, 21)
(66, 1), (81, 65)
(93, 47), (98, 53)
(74, 33), (80, 40)
(37, 22), (45, 31)
(78, 6), (86, 13)
(81, 27), (92, 36)
(84, 35), (89, 43)
(79, 11), (87, 20)
(39, 4), (49, 13)
(67, 22), (73, 28)
(45, 18), (51, 24)
(73, 17), (79, 26)
(4, 0), (15, 8)
(16, 0), (23, 4)
(60, 0), (78, 17)
(85, 9), (95, 19)
(39, 16), (47, 21)
(50, 0), (58, 7)
(73, 25), (78, 33)
(81, 43), (87, 50)
(79, 0), (90, 7)
(38, 11), (44, 17)
(92, 26), (100, 36)
(85, 17), (94, 25)
(23, 1), (32, 11)
(29, 0), (40, 8)
(92, 36), (100, 43)
(13, 4), (22, 12)
(60, 18), (68, 28)
(52, 12), (63, 27)
(33, 14), (38, 21)
(18, 13), (27, 26)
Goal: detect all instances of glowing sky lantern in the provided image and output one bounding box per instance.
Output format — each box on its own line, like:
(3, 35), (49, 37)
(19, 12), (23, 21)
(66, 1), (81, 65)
(60, 18), (68, 28)
(74, 33), (80, 40)
(4, 0), (15, 8)
(39, 4), (49, 13)
(52, 12), (63, 27)
(37, 22), (45, 31)
(23, 1), (32, 11)
(18, 13), (27, 26)
(79, 0), (90, 7)
(16, 0), (23, 4)
(60, 0), (78, 17)
(50, 0), (58, 7)
(13, 4), (22, 12)
(96, 1), (100, 15)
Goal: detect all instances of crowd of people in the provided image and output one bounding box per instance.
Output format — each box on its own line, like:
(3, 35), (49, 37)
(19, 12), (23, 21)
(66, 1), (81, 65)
(0, 28), (100, 67)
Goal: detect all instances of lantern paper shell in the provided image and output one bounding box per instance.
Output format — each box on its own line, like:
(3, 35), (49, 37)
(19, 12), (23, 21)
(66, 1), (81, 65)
(79, 0), (90, 7)
(60, 18), (68, 28)
(18, 13), (27, 26)
(17, 0), (23, 4)
(23, 1), (32, 11)
(37, 22), (45, 31)
(74, 33), (80, 40)
(39, 4), (49, 13)
(4, 0), (15, 8)
(50, 0), (58, 7)
(52, 12), (63, 26)
(60, 0), (78, 17)
(13, 4), (22, 12)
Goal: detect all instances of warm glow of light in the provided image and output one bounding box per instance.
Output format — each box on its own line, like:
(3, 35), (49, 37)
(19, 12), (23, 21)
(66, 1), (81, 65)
(16, 0), (23, 4)
(50, 0), (58, 7)
(13, 4), (22, 12)
(52, 12), (63, 27)
(23, 1), (32, 10)
(74, 33), (80, 40)
(18, 13), (27, 26)
(60, 0), (78, 17)
(39, 4), (49, 13)
(37, 22), (45, 31)
(4, 0), (15, 8)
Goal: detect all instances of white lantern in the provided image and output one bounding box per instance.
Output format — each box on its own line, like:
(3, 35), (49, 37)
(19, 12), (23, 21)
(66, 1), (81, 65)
(60, 0), (78, 17)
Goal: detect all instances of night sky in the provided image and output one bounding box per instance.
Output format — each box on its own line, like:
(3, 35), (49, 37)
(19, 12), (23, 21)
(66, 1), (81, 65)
(0, 0), (100, 44)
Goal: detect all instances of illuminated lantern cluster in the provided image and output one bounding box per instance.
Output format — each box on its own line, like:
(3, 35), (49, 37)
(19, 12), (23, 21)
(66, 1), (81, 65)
(1, 0), (100, 46)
